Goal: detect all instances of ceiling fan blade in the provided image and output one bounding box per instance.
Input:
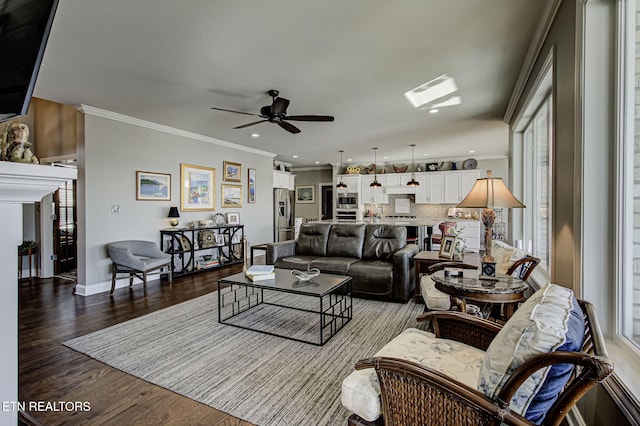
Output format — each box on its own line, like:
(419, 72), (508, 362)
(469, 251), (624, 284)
(233, 120), (267, 129)
(284, 115), (334, 122)
(272, 97), (290, 115)
(211, 107), (259, 117)
(277, 121), (301, 134)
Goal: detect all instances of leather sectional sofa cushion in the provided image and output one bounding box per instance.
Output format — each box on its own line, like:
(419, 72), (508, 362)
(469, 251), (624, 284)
(266, 223), (418, 302)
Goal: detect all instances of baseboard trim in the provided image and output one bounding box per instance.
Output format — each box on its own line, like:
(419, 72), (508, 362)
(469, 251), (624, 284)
(603, 374), (640, 426)
(74, 275), (164, 296)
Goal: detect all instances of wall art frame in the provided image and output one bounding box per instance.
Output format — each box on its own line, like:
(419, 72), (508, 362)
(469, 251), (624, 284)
(295, 185), (315, 204)
(180, 163), (215, 211)
(247, 168), (256, 203)
(136, 171), (171, 201)
(221, 184), (242, 208)
(223, 161), (242, 182)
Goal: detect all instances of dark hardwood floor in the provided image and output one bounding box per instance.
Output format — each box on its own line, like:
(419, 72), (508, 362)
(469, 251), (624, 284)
(18, 265), (254, 426)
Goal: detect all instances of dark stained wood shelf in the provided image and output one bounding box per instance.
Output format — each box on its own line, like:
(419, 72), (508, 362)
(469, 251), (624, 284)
(18, 265), (253, 425)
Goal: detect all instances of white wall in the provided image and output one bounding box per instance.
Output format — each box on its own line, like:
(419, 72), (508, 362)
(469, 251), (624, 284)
(0, 204), (21, 426)
(75, 111), (275, 295)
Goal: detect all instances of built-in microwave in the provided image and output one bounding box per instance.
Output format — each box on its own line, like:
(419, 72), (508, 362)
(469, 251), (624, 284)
(337, 193), (358, 209)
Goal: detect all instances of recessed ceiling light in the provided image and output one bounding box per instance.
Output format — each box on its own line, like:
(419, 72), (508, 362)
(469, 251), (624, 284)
(428, 109), (439, 114)
(423, 153), (430, 157)
(383, 156), (389, 159)
(293, 155), (299, 158)
(468, 150), (475, 154)
(251, 133), (260, 138)
(347, 158), (352, 162)
(314, 161), (320, 164)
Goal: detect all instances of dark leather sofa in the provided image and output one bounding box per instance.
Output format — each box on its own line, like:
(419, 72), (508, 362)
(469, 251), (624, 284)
(266, 223), (419, 302)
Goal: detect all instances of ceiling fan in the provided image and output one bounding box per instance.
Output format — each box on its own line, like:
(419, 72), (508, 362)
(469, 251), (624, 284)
(211, 89), (334, 134)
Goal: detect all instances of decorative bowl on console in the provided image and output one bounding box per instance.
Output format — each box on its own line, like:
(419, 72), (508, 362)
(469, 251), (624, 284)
(392, 164), (408, 173)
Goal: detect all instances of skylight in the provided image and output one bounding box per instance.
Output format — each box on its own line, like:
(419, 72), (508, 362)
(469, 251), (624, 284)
(404, 74), (461, 110)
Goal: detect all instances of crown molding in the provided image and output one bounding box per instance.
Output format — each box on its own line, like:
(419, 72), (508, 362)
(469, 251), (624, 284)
(75, 105), (277, 158)
(503, 0), (563, 124)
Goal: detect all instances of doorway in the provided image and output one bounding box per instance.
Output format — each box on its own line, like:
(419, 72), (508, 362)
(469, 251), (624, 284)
(53, 180), (76, 274)
(320, 184), (333, 220)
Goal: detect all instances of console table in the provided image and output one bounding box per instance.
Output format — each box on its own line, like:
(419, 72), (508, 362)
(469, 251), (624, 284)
(160, 225), (244, 277)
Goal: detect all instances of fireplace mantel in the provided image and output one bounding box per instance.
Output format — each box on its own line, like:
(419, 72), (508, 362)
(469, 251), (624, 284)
(0, 162), (77, 203)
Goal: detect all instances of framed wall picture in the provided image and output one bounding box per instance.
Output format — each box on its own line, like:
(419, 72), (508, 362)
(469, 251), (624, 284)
(223, 161), (241, 182)
(295, 185), (315, 204)
(247, 168), (256, 203)
(222, 184), (242, 208)
(226, 212), (240, 225)
(439, 236), (457, 259)
(136, 171), (171, 201)
(215, 234), (225, 246)
(181, 164), (215, 211)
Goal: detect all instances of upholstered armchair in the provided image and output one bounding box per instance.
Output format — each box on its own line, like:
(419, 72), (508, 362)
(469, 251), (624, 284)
(342, 284), (613, 425)
(107, 240), (172, 296)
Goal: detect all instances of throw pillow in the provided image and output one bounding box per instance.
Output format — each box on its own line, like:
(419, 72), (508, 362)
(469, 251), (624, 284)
(491, 240), (515, 274)
(477, 283), (585, 424)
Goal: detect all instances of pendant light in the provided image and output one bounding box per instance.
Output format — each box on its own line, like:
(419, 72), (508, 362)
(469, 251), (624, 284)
(336, 150), (348, 189)
(370, 147), (382, 188)
(406, 144), (420, 186)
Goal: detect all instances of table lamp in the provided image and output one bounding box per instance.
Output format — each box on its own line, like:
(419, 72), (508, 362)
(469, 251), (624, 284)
(168, 206), (180, 227)
(456, 170), (525, 279)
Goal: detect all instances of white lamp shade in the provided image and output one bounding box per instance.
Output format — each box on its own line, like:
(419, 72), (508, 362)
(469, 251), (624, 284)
(457, 176), (525, 209)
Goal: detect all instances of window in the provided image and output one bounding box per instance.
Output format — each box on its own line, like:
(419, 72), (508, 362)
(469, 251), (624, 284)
(513, 62), (553, 275)
(521, 96), (552, 272)
(620, 0), (640, 350)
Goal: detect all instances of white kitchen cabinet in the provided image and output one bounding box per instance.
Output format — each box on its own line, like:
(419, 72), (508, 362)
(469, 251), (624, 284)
(455, 219), (482, 253)
(361, 174), (387, 204)
(336, 174), (361, 194)
(414, 173), (445, 204)
(273, 170), (295, 190)
(444, 170), (481, 203)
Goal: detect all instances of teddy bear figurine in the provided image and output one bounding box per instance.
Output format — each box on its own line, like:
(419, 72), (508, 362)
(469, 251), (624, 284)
(0, 122), (39, 164)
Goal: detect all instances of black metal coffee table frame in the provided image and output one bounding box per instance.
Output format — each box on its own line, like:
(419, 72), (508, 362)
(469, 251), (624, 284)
(218, 269), (352, 346)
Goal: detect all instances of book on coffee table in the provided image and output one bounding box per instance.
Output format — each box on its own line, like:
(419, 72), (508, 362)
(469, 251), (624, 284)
(245, 265), (274, 276)
(246, 272), (276, 281)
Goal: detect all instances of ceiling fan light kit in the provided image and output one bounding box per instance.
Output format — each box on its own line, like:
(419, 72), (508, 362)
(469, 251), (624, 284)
(211, 89), (334, 134)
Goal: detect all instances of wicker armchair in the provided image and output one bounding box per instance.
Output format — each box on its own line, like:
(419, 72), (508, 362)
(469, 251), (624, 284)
(346, 300), (613, 426)
(506, 255), (540, 281)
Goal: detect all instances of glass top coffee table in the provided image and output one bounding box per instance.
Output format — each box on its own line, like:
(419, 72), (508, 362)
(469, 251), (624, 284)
(217, 268), (352, 345)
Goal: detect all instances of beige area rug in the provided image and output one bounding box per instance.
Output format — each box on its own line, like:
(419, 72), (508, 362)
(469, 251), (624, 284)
(64, 291), (425, 425)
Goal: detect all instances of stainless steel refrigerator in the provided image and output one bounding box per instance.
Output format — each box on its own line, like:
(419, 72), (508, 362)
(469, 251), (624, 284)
(274, 188), (295, 242)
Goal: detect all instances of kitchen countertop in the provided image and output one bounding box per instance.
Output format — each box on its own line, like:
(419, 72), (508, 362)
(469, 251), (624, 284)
(317, 218), (480, 226)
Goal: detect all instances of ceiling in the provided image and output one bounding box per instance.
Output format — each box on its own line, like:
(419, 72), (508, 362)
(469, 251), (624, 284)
(34, 0), (548, 168)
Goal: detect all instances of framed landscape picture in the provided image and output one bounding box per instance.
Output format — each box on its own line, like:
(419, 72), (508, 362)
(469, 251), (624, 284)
(223, 161), (241, 182)
(295, 185), (315, 204)
(248, 168), (256, 203)
(222, 184), (242, 208)
(136, 171), (170, 201)
(180, 163), (215, 211)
